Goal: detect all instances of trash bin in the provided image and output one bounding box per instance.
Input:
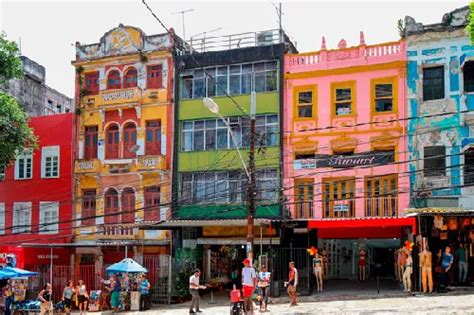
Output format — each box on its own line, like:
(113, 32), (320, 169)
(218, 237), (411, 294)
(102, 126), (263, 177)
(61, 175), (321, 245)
(271, 281), (280, 297)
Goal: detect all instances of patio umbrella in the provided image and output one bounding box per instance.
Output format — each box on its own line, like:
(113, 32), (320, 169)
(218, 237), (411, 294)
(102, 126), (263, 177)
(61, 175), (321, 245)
(0, 269), (17, 280)
(106, 258), (147, 274)
(3, 267), (38, 278)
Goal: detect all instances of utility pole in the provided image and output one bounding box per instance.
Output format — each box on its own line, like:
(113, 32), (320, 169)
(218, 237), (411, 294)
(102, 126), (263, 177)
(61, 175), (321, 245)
(279, 2), (283, 43)
(247, 92), (257, 261)
(172, 9), (193, 40)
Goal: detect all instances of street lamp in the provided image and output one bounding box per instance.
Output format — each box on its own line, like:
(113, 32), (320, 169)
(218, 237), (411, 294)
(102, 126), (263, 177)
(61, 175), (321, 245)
(203, 92), (257, 260)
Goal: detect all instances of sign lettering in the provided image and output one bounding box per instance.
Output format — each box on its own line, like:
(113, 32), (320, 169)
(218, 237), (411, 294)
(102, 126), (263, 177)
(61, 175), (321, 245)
(140, 157), (159, 168)
(102, 90), (135, 102)
(78, 161), (94, 170)
(293, 151), (393, 170)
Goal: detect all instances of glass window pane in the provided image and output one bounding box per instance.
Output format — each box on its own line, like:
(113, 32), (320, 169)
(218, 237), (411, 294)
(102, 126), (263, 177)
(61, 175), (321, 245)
(183, 121), (193, 130)
(242, 73), (252, 94)
(375, 84), (392, 98)
(194, 121), (204, 129)
(194, 130), (204, 151)
(205, 129), (216, 150)
(230, 75), (241, 95)
(182, 77), (193, 99)
(336, 88), (351, 101)
(298, 92), (312, 104)
(216, 129), (228, 149)
(230, 65), (241, 74)
(254, 62), (265, 71)
(194, 78), (205, 98)
(265, 61), (277, 70)
(216, 75), (228, 96)
(265, 70), (277, 91)
(298, 106), (313, 118)
(217, 66), (228, 75)
(207, 74), (216, 97)
(266, 115), (278, 123)
(182, 131), (192, 151)
(375, 99), (393, 112)
(336, 102), (352, 115)
(205, 120), (216, 129)
(242, 64), (252, 73)
(255, 72), (265, 93)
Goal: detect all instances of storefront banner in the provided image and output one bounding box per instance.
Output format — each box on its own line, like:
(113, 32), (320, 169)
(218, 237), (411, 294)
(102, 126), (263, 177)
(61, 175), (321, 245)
(334, 201), (350, 212)
(293, 151), (393, 170)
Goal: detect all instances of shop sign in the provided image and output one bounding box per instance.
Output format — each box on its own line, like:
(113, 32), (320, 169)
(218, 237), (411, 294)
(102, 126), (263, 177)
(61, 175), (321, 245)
(293, 151), (393, 170)
(37, 255), (59, 260)
(77, 161), (95, 170)
(140, 157), (160, 168)
(334, 201), (350, 212)
(102, 89), (135, 102)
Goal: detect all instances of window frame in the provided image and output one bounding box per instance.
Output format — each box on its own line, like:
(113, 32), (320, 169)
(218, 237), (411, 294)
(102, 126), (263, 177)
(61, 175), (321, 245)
(121, 188), (135, 224)
(15, 148), (33, 180)
(122, 123), (137, 159)
(144, 186), (161, 221)
(107, 69), (122, 90)
(84, 125), (98, 159)
(41, 146), (60, 179)
(105, 124), (120, 159)
(82, 189), (96, 226)
(145, 120), (162, 155)
(294, 178), (314, 219)
(293, 85), (317, 121)
(39, 201), (59, 234)
(0, 163), (5, 181)
(322, 177), (355, 218)
(84, 71), (100, 95)
(331, 81), (356, 118)
(464, 148), (474, 185)
(104, 188), (119, 224)
(147, 64), (163, 89)
(13, 202), (32, 234)
(364, 174), (397, 217)
(123, 67), (138, 88)
(422, 66), (445, 101)
(371, 77), (397, 114)
(423, 145), (446, 177)
(463, 61), (474, 93)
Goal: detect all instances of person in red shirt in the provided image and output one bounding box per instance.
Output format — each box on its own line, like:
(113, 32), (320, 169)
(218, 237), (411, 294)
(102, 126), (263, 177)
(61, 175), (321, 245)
(285, 261), (298, 306)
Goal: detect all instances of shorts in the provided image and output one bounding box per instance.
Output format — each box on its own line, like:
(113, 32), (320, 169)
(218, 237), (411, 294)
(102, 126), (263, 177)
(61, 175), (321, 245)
(242, 285), (254, 297)
(78, 295), (88, 304)
(64, 298), (72, 308)
(111, 291), (120, 307)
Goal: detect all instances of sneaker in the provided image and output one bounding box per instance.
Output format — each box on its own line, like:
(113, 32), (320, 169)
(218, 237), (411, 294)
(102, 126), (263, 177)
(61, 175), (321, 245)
(190, 310), (196, 314)
(196, 310), (203, 313)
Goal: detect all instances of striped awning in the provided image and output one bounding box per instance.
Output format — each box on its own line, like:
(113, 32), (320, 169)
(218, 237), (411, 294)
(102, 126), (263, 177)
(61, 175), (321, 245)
(404, 208), (474, 216)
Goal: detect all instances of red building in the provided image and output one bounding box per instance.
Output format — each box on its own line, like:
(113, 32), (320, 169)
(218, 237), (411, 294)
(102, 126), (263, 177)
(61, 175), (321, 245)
(0, 113), (74, 272)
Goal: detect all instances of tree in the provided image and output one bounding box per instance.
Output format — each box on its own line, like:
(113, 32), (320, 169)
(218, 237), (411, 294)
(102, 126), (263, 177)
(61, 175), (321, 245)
(0, 34), (37, 166)
(468, 2), (474, 45)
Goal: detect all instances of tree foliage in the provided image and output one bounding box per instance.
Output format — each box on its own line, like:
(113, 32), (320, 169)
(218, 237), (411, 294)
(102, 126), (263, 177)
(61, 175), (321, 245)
(468, 2), (474, 45)
(0, 35), (37, 166)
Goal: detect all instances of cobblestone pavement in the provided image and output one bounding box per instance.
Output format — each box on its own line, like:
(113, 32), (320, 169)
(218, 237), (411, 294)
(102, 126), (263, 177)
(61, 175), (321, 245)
(114, 292), (474, 314)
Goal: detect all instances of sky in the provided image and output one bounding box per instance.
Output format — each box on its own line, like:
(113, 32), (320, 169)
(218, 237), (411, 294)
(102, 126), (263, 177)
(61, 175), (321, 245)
(0, 0), (468, 98)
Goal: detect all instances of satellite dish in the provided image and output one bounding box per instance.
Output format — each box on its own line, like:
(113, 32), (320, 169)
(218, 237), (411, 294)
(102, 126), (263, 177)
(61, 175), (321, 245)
(129, 145), (140, 153)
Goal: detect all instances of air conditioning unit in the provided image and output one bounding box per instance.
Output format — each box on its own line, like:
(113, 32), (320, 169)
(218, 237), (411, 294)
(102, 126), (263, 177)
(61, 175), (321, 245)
(256, 31), (274, 46)
(228, 117), (241, 125)
(86, 98), (95, 106)
(149, 92), (158, 99)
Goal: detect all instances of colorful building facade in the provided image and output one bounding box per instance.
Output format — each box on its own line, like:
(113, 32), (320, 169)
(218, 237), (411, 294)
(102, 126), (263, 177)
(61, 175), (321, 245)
(284, 33), (415, 279)
(0, 113), (74, 270)
(72, 25), (175, 273)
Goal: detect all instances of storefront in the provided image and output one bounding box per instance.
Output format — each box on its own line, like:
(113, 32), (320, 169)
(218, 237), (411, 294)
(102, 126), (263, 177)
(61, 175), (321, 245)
(406, 208), (474, 286)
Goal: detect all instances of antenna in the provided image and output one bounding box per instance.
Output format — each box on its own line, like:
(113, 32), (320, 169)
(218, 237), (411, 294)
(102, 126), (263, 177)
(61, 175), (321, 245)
(172, 8), (194, 40)
(268, 1), (283, 43)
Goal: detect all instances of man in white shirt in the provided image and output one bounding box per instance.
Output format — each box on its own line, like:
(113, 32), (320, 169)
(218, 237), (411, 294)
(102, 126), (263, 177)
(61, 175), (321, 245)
(241, 258), (257, 314)
(189, 269), (205, 314)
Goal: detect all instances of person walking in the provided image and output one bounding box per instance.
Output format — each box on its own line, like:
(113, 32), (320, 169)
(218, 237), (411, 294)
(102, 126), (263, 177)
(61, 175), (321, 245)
(441, 246), (453, 287)
(108, 274), (121, 312)
(457, 243), (468, 284)
(38, 283), (53, 315)
(3, 279), (13, 315)
(286, 261), (298, 306)
(139, 274), (151, 311)
(189, 269), (206, 314)
(257, 264), (270, 313)
(62, 280), (75, 314)
(241, 258), (257, 315)
(76, 280), (89, 315)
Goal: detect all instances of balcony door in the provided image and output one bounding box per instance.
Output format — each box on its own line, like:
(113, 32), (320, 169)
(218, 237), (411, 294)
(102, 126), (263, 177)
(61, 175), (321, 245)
(123, 123), (137, 158)
(365, 174), (397, 217)
(104, 188), (119, 224)
(106, 124), (120, 159)
(323, 177), (355, 218)
(294, 179), (313, 219)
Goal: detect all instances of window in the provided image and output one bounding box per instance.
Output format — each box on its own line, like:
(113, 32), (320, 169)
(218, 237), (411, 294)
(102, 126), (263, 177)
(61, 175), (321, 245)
(123, 123), (137, 159)
(374, 83), (393, 112)
(15, 149), (33, 180)
(13, 202), (32, 233)
(0, 203), (4, 235)
(297, 91), (313, 118)
(39, 202), (59, 234)
(464, 61), (474, 93)
(333, 149), (354, 156)
(180, 61), (278, 99)
(147, 65), (163, 89)
(82, 189), (96, 225)
(365, 175), (397, 217)
(464, 148), (474, 185)
(146, 120), (161, 155)
(424, 146), (446, 177)
(121, 188), (135, 223)
(423, 66), (444, 101)
(123, 68), (138, 88)
(295, 179), (313, 219)
(0, 164), (5, 181)
(84, 126), (98, 159)
(85, 72), (99, 94)
(144, 186), (160, 221)
(322, 178), (355, 218)
(105, 124), (119, 159)
(295, 152), (315, 161)
(373, 147), (395, 163)
(41, 146), (60, 178)
(107, 70), (121, 89)
(181, 115), (278, 152)
(104, 188), (119, 224)
(256, 169), (278, 202)
(334, 86), (353, 116)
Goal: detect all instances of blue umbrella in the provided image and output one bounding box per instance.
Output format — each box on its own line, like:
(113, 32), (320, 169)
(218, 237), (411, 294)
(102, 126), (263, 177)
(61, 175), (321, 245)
(106, 258), (147, 274)
(0, 269), (17, 280)
(3, 267), (38, 278)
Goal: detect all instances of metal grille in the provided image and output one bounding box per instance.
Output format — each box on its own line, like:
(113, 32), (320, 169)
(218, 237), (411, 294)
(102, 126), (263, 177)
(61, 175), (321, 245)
(143, 255), (171, 304)
(269, 248), (311, 295)
(28, 265), (73, 302)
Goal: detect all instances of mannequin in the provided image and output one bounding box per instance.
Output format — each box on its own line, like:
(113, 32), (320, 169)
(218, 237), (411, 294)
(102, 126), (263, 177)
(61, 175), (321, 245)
(358, 248), (367, 281)
(402, 248), (413, 292)
(321, 250), (329, 280)
(419, 243), (433, 293)
(313, 249), (324, 292)
(397, 248), (406, 283)
(394, 250), (400, 281)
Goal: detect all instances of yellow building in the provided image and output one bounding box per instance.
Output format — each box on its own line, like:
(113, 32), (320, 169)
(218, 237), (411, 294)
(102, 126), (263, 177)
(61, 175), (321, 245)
(72, 25), (174, 276)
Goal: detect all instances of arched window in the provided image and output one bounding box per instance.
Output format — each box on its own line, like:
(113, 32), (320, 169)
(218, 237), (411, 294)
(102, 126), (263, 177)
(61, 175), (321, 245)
(121, 188), (135, 224)
(104, 188), (119, 224)
(106, 124), (120, 159)
(107, 70), (121, 89)
(123, 123), (137, 159)
(123, 68), (138, 88)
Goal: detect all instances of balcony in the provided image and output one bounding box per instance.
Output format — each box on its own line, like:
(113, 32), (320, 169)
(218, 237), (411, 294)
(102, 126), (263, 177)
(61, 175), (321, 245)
(294, 202), (314, 219)
(323, 199), (355, 218)
(97, 224), (138, 240)
(75, 159), (100, 174)
(99, 87), (141, 106)
(365, 196), (397, 217)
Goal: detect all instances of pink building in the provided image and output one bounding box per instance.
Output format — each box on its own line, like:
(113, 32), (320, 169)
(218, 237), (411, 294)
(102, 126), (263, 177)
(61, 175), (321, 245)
(283, 33), (415, 279)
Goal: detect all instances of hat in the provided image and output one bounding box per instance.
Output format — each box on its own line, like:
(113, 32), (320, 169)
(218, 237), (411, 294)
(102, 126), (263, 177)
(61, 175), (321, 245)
(242, 258), (251, 265)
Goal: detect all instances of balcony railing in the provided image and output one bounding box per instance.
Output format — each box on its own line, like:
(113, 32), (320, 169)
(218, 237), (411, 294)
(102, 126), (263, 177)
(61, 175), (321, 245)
(294, 202), (314, 219)
(323, 200), (355, 218)
(365, 196), (397, 217)
(98, 224), (137, 239)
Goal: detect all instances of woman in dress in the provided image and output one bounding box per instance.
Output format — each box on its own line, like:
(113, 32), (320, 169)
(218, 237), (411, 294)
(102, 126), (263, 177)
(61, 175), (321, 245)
(76, 280), (89, 315)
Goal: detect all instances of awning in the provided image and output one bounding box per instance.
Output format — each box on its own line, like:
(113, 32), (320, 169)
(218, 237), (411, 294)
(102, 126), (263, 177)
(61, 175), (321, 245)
(404, 208), (474, 216)
(196, 237), (280, 245)
(139, 219), (272, 230)
(308, 217), (417, 238)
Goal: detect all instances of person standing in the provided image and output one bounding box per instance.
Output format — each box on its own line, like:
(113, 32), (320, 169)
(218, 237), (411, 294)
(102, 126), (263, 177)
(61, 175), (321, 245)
(457, 243), (468, 284)
(257, 265), (270, 312)
(241, 258), (257, 315)
(38, 283), (53, 315)
(62, 280), (75, 314)
(108, 275), (121, 312)
(3, 279), (13, 315)
(441, 246), (454, 287)
(139, 274), (151, 311)
(76, 280), (89, 315)
(189, 269), (206, 314)
(286, 261), (298, 306)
